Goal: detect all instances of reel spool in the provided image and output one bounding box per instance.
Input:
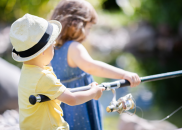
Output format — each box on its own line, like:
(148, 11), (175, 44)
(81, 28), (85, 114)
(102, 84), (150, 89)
(106, 90), (135, 114)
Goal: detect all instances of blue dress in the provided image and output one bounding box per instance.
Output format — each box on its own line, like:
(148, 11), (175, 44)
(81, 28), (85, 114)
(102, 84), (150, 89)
(51, 41), (102, 130)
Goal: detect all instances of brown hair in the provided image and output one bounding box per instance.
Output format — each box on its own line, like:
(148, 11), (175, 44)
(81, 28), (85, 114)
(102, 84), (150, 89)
(50, 0), (98, 47)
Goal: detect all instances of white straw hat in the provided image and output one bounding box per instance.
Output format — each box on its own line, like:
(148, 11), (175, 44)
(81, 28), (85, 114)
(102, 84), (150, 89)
(9, 13), (62, 62)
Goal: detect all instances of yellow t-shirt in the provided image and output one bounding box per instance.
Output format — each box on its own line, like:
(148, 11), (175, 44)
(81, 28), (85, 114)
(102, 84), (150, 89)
(18, 64), (69, 130)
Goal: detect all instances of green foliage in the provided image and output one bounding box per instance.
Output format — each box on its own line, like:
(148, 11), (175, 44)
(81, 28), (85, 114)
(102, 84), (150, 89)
(103, 115), (119, 130)
(137, 0), (182, 29)
(0, 0), (108, 23)
(102, 0), (120, 11)
(1, 0), (182, 30)
(100, 0), (182, 30)
(0, 0), (60, 23)
(86, 0), (107, 10)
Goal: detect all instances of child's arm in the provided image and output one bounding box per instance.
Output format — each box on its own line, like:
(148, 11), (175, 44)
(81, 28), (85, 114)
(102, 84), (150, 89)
(57, 82), (105, 106)
(67, 42), (140, 87)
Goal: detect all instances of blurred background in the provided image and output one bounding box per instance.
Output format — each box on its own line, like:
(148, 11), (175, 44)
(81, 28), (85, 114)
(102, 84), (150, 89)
(0, 0), (182, 129)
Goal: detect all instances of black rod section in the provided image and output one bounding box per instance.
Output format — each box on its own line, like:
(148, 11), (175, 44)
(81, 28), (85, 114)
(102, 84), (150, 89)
(140, 70), (182, 82)
(29, 70), (182, 105)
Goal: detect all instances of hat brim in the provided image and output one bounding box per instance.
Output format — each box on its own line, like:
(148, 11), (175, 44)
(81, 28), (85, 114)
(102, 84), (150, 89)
(12, 20), (62, 62)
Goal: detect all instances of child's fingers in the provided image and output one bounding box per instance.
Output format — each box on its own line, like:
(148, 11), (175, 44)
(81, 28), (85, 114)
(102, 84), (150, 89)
(123, 72), (140, 87)
(90, 82), (98, 86)
(130, 76), (134, 87)
(135, 75), (141, 86)
(133, 76), (137, 87)
(136, 76), (141, 86)
(101, 87), (105, 91)
(130, 76), (136, 87)
(132, 75), (140, 87)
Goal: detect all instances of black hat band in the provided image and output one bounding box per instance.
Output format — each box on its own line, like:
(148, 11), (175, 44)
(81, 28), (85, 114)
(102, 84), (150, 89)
(12, 22), (53, 58)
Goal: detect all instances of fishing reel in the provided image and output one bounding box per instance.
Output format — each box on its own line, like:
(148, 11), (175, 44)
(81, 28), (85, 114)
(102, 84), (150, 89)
(106, 89), (135, 114)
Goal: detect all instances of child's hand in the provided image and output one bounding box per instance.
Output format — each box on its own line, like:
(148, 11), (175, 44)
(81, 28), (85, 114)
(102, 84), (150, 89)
(123, 71), (141, 87)
(90, 82), (105, 100)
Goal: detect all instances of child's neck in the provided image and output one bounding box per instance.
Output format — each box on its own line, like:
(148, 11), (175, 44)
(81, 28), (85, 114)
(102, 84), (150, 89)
(24, 59), (46, 69)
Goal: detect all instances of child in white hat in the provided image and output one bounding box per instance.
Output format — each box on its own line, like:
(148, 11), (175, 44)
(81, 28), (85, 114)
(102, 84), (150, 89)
(9, 13), (104, 130)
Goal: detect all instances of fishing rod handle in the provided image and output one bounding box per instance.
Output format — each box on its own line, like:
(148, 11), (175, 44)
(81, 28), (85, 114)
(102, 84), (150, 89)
(29, 70), (182, 105)
(29, 94), (50, 105)
(68, 80), (130, 92)
(29, 80), (130, 105)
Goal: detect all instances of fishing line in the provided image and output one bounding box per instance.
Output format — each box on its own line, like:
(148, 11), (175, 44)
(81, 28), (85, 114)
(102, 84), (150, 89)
(153, 105), (182, 123)
(123, 95), (181, 124)
(122, 103), (182, 130)
(130, 98), (144, 119)
(136, 106), (144, 119)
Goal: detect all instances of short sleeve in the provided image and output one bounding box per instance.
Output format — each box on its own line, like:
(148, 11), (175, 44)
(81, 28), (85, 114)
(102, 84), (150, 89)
(36, 73), (66, 100)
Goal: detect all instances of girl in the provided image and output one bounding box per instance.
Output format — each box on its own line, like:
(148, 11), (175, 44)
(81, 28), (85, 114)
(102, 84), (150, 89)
(50, 0), (141, 130)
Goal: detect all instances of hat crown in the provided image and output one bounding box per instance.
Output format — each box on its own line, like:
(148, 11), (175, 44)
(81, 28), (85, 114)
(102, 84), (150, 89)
(10, 13), (48, 51)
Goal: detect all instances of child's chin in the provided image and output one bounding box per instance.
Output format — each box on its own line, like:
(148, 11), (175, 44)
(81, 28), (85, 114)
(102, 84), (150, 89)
(45, 59), (52, 66)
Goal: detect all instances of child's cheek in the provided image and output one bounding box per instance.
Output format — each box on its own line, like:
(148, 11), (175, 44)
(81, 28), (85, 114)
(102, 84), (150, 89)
(52, 48), (54, 55)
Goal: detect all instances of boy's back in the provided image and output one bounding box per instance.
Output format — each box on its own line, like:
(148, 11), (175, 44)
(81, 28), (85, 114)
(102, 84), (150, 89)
(18, 64), (68, 130)
(10, 13), (104, 130)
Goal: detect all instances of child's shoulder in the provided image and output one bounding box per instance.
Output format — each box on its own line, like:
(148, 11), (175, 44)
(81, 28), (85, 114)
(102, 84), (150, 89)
(37, 68), (63, 94)
(69, 41), (84, 49)
(21, 64), (55, 81)
(42, 66), (53, 74)
(69, 41), (87, 53)
(65, 40), (80, 48)
(40, 66), (59, 85)
(20, 64), (44, 79)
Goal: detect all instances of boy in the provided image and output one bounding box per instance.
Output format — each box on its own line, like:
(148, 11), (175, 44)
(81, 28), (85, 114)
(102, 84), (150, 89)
(9, 13), (104, 130)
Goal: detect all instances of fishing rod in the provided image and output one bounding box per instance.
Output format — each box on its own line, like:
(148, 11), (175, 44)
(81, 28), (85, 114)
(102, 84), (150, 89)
(29, 70), (182, 113)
